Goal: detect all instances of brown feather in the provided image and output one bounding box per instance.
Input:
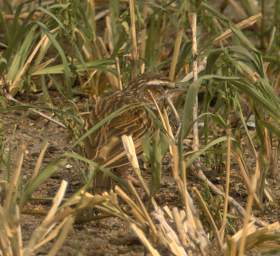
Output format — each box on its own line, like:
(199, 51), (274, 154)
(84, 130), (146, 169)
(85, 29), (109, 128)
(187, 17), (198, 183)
(84, 74), (182, 190)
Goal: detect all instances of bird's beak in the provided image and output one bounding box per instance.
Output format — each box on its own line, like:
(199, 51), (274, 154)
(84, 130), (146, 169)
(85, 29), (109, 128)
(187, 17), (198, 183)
(167, 83), (187, 99)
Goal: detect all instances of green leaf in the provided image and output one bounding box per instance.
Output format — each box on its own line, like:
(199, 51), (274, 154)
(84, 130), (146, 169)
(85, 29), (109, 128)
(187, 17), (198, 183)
(142, 131), (168, 195)
(185, 136), (230, 167)
(230, 25), (258, 53)
(35, 21), (72, 94)
(7, 25), (37, 82)
(31, 59), (115, 76)
(37, 6), (66, 30)
(64, 151), (127, 187)
(20, 158), (67, 205)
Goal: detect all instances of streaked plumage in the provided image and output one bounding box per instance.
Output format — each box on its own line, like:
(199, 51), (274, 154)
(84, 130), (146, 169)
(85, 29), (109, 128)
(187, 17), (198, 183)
(84, 74), (182, 189)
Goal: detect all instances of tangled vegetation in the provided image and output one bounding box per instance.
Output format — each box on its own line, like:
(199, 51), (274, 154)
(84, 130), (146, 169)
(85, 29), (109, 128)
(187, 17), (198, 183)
(0, 1), (280, 255)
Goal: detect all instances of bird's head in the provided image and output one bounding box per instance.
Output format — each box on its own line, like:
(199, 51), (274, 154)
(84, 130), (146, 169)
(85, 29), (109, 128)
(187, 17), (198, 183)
(126, 74), (186, 103)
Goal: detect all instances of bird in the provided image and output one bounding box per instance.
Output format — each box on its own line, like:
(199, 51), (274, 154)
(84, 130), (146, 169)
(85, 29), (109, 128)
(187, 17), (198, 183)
(84, 74), (184, 191)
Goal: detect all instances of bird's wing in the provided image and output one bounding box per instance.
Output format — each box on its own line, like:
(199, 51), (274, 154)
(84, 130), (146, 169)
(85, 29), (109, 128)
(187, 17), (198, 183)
(87, 106), (155, 168)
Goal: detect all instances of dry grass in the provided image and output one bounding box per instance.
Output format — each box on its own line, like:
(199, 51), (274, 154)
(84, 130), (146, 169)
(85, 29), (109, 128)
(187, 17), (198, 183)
(1, 0), (280, 255)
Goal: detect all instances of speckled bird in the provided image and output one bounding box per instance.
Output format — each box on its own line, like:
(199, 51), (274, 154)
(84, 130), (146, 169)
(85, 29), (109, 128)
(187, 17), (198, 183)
(84, 74), (184, 190)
